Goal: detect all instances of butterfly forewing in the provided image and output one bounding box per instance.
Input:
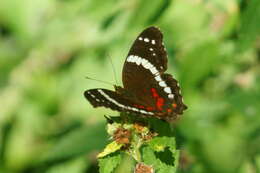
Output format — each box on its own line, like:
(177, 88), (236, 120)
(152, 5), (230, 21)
(124, 27), (168, 72)
(122, 27), (167, 105)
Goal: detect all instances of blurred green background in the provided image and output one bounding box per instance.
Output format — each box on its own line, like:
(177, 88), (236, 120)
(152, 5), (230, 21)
(0, 0), (260, 172)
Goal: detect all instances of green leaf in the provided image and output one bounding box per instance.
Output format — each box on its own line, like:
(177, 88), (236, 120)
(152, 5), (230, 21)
(141, 137), (179, 173)
(99, 152), (122, 173)
(147, 118), (173, 137)
(98, 141), (123, 158)
(237, 0), (260, 52)
(149, 137), (176, 151)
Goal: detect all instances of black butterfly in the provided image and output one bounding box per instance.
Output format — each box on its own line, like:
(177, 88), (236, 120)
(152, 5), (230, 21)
(84, 27), (187, 121)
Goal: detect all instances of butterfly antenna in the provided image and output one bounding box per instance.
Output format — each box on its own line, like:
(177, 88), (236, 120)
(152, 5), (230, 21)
(107, 53), (119, 85)
(85, 76), (114, 86)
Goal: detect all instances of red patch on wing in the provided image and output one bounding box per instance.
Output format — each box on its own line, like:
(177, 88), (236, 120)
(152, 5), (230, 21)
(138, 105), (145, 109)
(134, 104), (154, 111)
(151, 88), (165, 111)
(146, 107), (154, 111)
(156, 98), (164, 111)
(172, 103), (177, 108)
(151, 88), (159, 98)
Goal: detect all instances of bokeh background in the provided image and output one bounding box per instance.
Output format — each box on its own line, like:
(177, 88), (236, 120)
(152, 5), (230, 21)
(0, 0), (260, 172)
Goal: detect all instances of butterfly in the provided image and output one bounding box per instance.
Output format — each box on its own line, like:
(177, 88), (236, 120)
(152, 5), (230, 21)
(84, 26), (187, 121)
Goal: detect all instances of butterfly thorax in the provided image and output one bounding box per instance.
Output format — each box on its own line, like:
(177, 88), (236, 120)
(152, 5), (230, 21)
(114, 85), (134, 99)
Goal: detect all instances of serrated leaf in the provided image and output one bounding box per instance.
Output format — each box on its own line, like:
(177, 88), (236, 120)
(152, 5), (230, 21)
(98, 141), (123, 158)
(149, 137), (176, 151)
(147, 118), (173, 136)
(141, 146), (157, 166)
(99, 152), (122, 173)
(141, 137), (179, 173)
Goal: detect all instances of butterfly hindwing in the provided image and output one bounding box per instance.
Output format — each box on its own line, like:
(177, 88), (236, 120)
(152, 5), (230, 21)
(159, 73), (187, 114)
